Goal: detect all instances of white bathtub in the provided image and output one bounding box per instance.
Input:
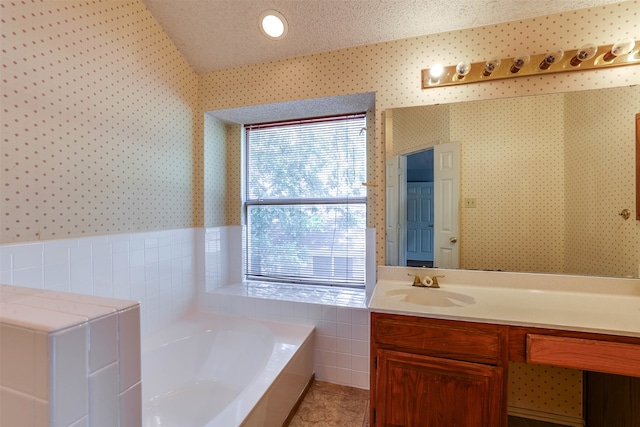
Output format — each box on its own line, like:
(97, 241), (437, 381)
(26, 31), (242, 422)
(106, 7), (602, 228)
(141, 312), (315, 427)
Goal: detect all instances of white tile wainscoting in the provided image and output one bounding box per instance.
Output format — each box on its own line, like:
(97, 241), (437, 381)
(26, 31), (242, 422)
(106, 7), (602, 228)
(0, 226), (374, 408)
(0, 286), (140, 427)
(0, 228), (197, 427)
(0, 228), (198, 337)
(202, 283), (371, 388)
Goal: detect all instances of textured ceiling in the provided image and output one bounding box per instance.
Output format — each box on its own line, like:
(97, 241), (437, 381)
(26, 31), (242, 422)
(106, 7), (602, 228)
(141, 0), (623, 74)
(207, 92), (375, 124)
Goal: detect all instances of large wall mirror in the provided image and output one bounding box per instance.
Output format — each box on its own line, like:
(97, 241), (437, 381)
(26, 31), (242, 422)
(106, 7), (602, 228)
(385, 85), (640, 279)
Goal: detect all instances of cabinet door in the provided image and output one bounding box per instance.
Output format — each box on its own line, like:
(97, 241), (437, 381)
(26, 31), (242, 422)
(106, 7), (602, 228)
(374, 349), (504, 427)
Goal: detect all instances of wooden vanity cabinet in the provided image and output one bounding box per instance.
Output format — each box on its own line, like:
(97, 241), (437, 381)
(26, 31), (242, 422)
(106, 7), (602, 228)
(370, 313), (509, 427)
(371, 312), (640, 427)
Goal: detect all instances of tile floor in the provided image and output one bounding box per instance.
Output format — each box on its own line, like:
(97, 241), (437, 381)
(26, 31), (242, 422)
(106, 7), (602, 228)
(288, 380), (370, 427)
(288, 380), (566, 427)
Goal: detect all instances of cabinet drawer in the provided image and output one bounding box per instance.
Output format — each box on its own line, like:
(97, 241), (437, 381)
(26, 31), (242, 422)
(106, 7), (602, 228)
(372, 313), (505, 365)
(527, 334), (640, 378)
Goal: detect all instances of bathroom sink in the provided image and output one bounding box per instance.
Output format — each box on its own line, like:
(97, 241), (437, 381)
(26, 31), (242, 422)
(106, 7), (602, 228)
(384, 286), (475, 308)
(370, 267), (640, 338)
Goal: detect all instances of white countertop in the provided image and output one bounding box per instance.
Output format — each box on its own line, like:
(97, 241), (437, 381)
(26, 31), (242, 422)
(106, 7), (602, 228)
(0, 284), (139, 332)
(370, 266), (640, 338)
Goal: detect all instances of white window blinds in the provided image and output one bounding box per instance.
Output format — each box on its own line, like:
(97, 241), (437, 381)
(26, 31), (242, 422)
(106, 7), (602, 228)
(245, 113), (367, 287)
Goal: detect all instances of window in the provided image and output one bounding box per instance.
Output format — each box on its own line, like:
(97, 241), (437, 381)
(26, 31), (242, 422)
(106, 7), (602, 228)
(244, 113), (367, 287)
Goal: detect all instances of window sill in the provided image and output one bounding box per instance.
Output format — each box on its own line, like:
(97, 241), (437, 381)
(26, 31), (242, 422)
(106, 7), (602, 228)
(208, 281), (367, 309)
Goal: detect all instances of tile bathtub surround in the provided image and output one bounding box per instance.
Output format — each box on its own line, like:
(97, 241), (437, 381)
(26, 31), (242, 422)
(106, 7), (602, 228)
(200, 225), (375, 389)
(201, 285), (371, 389)
(1, 224), (372, 396)
(0, 286), (141, 427)
(0, 225), (373, 393)
(0, 228), (198, 335)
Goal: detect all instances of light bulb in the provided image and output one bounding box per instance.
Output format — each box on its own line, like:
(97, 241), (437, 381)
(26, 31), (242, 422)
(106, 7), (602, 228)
(539, 48), (564, 70)
(455, 61), (471, 79)
(259, 10), (288, 39)
(482, 59), (501, 76)
(603, 38), (635, 61)
(510, 53), (530, 73)
(428, 64), (444, 84)
(570, 43), (598, 66)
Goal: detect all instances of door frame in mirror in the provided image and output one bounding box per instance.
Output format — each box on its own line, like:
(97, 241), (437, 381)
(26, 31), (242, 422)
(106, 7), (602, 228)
(387, 143), (460, 268)
(636, 113), (639, 221)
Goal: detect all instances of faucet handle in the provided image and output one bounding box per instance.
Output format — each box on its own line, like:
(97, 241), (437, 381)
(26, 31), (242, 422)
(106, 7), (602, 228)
(407, 273), (422, 285)
(431, 275), (445, 288)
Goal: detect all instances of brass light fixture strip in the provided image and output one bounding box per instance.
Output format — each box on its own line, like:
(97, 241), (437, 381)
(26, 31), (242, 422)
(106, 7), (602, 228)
(421, 42), (640, 89)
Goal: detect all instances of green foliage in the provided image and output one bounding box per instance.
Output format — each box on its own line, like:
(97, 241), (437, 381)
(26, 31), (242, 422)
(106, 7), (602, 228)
(245, 116), (367, 283)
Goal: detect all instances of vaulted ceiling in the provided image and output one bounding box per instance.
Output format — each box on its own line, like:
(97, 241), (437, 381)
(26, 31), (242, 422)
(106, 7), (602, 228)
(141, 0), (622, 73)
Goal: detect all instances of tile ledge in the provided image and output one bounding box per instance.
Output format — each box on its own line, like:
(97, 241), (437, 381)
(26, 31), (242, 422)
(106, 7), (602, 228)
(208, 281), (367, 309)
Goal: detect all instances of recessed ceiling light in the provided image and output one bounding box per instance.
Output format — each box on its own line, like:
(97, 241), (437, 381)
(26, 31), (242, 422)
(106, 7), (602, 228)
(259, 10), (288, 40)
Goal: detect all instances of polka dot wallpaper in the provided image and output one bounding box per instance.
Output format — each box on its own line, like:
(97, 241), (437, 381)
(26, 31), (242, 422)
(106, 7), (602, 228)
(509, 362), (583, 420)
(197, 0), (640, 270)
(3, 0), (638, 252)
(203, 113), (226, 225)
(224, 123), (241, 225)
(388, 104), (450, 155)
(453, 94), (566, 274)
(564, 86), (640, 278)
(1, 0), (198, 243)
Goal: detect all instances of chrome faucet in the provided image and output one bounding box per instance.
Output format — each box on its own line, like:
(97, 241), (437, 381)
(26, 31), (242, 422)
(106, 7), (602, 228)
(407, 273), (445, 288)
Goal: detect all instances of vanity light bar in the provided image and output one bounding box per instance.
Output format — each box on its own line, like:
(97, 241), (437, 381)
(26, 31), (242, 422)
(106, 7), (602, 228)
(421, 40), (640, 89)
